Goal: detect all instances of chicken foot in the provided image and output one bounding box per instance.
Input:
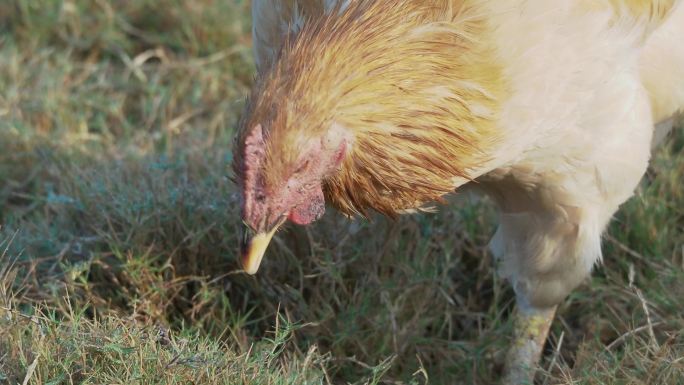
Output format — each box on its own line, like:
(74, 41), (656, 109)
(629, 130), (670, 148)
(502, 304), (558, 384)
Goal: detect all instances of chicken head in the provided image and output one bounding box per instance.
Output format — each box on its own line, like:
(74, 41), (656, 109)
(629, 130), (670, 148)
(238, 122), (349, 274)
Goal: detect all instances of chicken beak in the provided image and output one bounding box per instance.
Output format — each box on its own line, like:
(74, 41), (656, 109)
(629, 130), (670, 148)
(240, 219), (284, 275)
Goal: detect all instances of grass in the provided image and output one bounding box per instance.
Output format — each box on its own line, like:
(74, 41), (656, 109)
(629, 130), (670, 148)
(0, 1), (683, 384)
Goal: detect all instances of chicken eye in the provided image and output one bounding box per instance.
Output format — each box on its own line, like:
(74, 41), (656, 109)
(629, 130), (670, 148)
(294, 159), (310, 174)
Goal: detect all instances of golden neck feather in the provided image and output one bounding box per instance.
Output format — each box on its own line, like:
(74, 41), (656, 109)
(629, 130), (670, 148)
(240, 1), (507, 217)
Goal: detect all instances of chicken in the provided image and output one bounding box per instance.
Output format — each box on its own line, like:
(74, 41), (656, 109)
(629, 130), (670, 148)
(234, 1), (684, 382)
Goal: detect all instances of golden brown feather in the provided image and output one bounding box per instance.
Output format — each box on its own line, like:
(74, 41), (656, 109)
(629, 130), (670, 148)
(237, 1), (506, 218)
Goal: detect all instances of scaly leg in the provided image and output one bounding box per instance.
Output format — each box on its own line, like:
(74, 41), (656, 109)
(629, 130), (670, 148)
(503, 303), (557, 384)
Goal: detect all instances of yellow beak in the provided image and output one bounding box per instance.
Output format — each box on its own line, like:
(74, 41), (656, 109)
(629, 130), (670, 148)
(240, 220), (283, 275)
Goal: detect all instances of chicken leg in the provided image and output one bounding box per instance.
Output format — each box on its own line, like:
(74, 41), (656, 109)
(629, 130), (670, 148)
(503, 303), (557, 384)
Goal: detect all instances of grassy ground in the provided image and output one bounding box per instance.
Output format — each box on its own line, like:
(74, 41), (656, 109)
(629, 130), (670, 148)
(1, 1), (683, 384)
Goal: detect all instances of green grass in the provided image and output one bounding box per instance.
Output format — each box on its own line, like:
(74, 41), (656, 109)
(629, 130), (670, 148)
(1, 1), (683, 384)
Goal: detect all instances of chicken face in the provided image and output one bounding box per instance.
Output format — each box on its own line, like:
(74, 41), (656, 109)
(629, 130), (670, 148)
(238, 123), (349, 274)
